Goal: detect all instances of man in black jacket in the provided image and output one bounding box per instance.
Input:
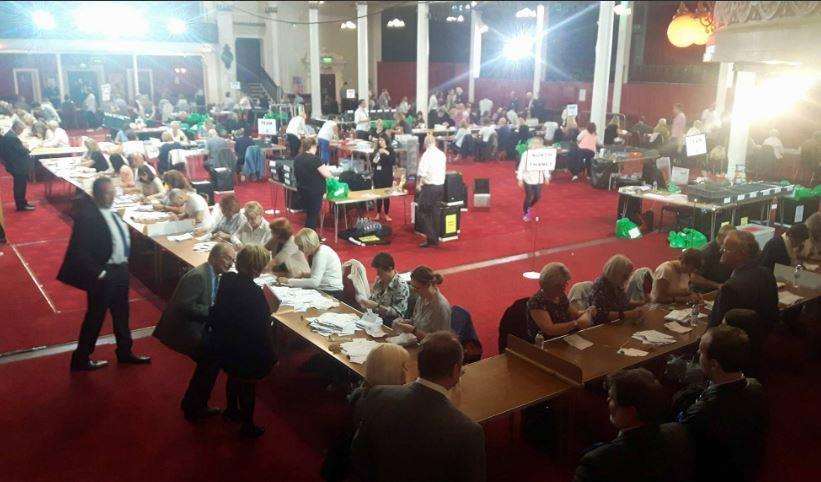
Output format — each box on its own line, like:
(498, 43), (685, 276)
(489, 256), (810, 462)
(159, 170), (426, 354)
(759, 223), (809, 271)
(153, 242), (236, 421)
(678, 325), (767, 482)
(0, 120), (35, 211)
(708, 230), (779, 326)
(57, 177), (150, 371)
(574, 368), (693, 482)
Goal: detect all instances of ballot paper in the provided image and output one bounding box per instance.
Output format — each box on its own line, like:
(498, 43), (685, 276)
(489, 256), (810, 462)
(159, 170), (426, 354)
(618, 348), (649, 357)
(340, 339), (382, 364)
(386, 332), (418, 347)
(268, 286), (340, 312)
(254, 274), (278, 287)
(192, 241), (218, 252)
(168, 233), (194, 242)
(564, 334), (593, 350)
(664, 309), (706, 322)
(356, 310), (387, 338)
(778, 291), (804, 306)
(308, 312), (360, 337)
(664, 321), (694, 334)
(804, 263), (819, 271)
(632, 330), (677, 346)
(703, 300), (714, 311)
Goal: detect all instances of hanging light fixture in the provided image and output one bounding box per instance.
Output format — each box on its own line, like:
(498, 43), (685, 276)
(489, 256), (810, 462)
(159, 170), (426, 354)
(691, 1), (715, 46)
(340, 20), (356, 30)
(515, 8), (537, 19)
(387, 18), (406, 28)
(666, 2), (698, 48)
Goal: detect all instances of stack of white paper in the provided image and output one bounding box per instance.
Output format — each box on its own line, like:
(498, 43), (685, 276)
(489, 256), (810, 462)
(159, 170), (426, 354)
(307, 312), (359, 337)
(168, 233), (194, 242)
(355, 310), (387, 338)
(632, 330), (677, 346)
(340, 339), (382, 364)
(778, 291), (804, 306)
(618, 347), (649, 357)
(386, 332), (417, 346)
(564, 334), (593, 350)
(664, 309), (706, 322)
(268, 286), (340, 312)
(664, 321), (694, 334)
(192, 241), (218, 252)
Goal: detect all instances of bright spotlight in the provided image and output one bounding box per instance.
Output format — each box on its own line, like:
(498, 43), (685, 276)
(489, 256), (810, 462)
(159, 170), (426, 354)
(32, 10), (55, 30)
(739, 74), (817, 120)
(516, 8), (537, 19)
(503, 35), (534, 61)
(167, 19), (187, 35)
(74, 5), (148, 37)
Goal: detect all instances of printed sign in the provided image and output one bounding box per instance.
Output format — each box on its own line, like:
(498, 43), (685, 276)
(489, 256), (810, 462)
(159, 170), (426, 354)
(671, 166), (690, 186)
(525, 148), (557, 172)
(230, 81), (241, 90)
(257, 118), (277, 135)
(578, 89), (586, 102)
(346, 89), (356, 100)
(685, 134), (707, 157)
(566, 104), (579, 117)
(444, 213), (457, 234)
(101, 83), (111, 102)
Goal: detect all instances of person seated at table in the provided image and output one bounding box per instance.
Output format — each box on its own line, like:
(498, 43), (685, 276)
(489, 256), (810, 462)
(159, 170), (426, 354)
(554, 116), (580, 143)
(572, 122), (598, 181)
(527, 262), (596, 339)
(164, 188), (213, 228)
(278, 228), (344, 298)
(121, 130), (146, 160)
(169, 121), (188, 143)
(369, 118), (390, 144)
(708, 230), (779, 327)
(42, 120), (69, 148)
(370, 136), (396, 222)
(603, 116), (627, 145)
(626, 267), (653, 305)
(590, 254), (648, 325)
(81, 138), (111, 172)
(117, 157), (136, 190)
(760, 223), (809, 270)
(157, 130), (183, 174)
(233, 128), (254, 174)
(393, 266), (452, 341)
(207, 244), (277, 438)
(351, 331), (485, 482)
(136, 165), (164, 197)
(393, 112), (412, 135)
(350, 343), (409, 406)
(453, 120), (474, 160)
(148, 169), (193, 204)
(651, 249), (703, 304)
(113, 126), (130, 144)
(230, 201), (271, 248)
(692, 224), (735, 291)
(412, 111), (426, 129)
(631, 116), (653, 141)
(676, 325), (767, 482)
(204, 129), (229, 159)
(653, 118), (670, 144)
(264, 218), (310, 277)
(358, 253), (410, 325)
(804, 212), (821, 260)
(497, 117), (517, 160)
(128, 151), (156, 176)
(574, 368), (693, 482)
(201, 194), (245, 241)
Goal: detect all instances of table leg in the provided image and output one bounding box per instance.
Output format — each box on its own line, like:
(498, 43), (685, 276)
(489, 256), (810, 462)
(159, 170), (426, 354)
(334, 203), (339, 244)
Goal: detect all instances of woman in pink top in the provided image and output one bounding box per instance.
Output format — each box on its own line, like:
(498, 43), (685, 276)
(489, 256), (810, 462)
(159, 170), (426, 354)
(571, 123), (598, 181)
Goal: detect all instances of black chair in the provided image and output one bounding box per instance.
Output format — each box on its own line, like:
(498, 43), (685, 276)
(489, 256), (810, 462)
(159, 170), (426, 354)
(498, 297), (531, 353)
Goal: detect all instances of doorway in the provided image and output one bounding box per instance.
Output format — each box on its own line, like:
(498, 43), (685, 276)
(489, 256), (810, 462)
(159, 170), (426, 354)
(235, 37), (262, 87)
(127, 69), (154, 101)
(320, 73), (337, 114)
(66, 70), (101, 103)
(13, 69), (41, 103)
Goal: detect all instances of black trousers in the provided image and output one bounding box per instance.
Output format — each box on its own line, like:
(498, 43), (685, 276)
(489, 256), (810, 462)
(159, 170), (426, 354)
(523, 183), (542, 214)
(355, 130), (370, 141)
(570, 149), (595, 176)
(73, 264), (133, 362)
(286, 133), (301, 157)
(12, 173), (29, 209)
(181, 347), (221, 413)
(226, 377), (257, 426)
(417, 184), (444, 244)
(301, 190), (323, 230)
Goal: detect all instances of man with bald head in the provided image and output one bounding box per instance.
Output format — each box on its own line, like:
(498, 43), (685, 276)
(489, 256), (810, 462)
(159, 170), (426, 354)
(708, 230), (778, 327)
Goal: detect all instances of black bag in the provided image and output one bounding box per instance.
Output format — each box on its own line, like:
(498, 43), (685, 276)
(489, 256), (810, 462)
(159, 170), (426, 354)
(589, 158), (617, 189)
(338, 170), (370, 191)
(209, 166), (234, 191)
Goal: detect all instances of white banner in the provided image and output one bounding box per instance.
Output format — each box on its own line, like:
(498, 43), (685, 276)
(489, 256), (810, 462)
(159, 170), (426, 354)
(566, 104), (578, 117)
(525, 148), (557, 172)
(100, 83), (111, 102)
(685, 134), (707, 157)
(257, 118), (277, 135)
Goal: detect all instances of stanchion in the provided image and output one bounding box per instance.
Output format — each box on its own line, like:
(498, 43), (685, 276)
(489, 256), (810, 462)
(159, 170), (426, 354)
(522, 215), (541, 280)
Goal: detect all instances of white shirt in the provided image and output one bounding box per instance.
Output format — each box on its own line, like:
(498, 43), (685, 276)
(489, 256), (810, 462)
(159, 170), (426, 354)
(398, 101), (410, 115)
(454, 128), (470, 148)
(184, 192), (213, 228)
(287, 244), (343, 292)
(317, 120), (337, 141)
(354, 107), (370, 132)
(415, 378), (450, 398)
(479, 125), (496, 143)
(230, 219), (272, 247)
(286, 116), (307, 136)
(428, 95), (439, 111)
(122, 140), (146, 159)
(417, 145), (447, 186)
(170, 129), (188, 143)
(478, 98), (493, 116)
(543, 122), (559, 142)
(517, 149), (550, 185)
(506, 109), (519, 126)
(43, 127), (69, 148)
(99, 207), (129, 264)
(763, 136), (784, 160)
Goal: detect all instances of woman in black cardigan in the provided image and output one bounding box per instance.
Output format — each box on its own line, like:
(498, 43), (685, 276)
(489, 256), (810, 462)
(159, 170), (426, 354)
(371, 136), (396, 221)
(208, 244), (276, 438)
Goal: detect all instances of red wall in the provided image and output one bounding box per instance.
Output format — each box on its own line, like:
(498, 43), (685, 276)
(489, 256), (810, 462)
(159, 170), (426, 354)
(378, 61), (713, 125)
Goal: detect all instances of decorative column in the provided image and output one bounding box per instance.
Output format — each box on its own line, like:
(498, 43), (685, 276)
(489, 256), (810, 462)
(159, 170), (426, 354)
(468, 10), (482, 103)
(590, 1), (615, 131)
(714, 62), (734, 118)
(611, 1), (632, 113)
(264, 2), (282, 89)
(309, 7), (322, 117)
(356, 2), (369, 101)
(132, 54), (140, 100)
(532, 4), (546, 100)
(416, 1), (430, 121)
(370, 9), (382, 94)
(216, 5), (238, 97)
(726, 70), (755, 180)
(55, 53), (65, 102)
(203, 51), (221, 105)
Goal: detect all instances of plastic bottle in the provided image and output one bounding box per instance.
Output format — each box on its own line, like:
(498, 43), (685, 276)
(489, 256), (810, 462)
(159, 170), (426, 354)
(534, 333), (545, 349)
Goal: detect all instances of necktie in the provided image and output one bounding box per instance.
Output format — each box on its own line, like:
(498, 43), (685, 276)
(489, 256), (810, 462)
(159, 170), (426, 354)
(112, 214), (130, 258)
(212, 273), (219, 306)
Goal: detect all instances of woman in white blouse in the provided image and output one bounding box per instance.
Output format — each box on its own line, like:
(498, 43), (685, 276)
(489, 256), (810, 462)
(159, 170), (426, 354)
(277, 228), (344, 298)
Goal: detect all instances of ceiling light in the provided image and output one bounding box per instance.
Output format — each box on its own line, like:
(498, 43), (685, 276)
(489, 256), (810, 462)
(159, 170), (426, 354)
(613, 4), (632, 16)
(503, 34), (534, 60)
(515, 8), (537, 19)
(166, 19), (187, 35)
(32, 10), (55, 30)
(387, 18), (406, 28)
(341, 21), (356, 30)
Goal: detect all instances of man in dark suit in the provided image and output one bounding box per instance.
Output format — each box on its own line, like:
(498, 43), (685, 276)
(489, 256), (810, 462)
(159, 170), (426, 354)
(708, 230), (779, 326)
(678, 325), (767, 482)
(759, 223), (809, 271)
(57, 177), (150, 371)
(352, 331), (486, 482)
(153, 242), (236, 421)
(574, 368), (693, 482)
(0, 120), (35, 211)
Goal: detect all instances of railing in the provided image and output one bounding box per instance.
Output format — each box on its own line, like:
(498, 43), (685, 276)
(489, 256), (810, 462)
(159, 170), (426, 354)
(259, 69), (282, 102)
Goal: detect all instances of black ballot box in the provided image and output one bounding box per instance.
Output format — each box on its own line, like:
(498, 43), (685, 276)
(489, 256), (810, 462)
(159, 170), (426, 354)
(778, 195), (818, 226)
(413, 201), (462, 242)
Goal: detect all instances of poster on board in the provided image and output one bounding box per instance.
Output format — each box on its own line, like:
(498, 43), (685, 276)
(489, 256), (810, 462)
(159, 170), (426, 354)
(685, 134), (707, 157)
(524, 148), (557, 172)
(566, 104), (579, 117)
(346, 89), (356, 100)
(578, 89), (586, 102)
(230, 81), (241, 90)
(257, 118), (277, 135)
(100, 84), (111, 102)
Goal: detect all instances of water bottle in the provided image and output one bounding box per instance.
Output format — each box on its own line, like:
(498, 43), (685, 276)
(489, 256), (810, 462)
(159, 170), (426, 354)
(689, 301), (700, 326)
(534, 333), (545, 349)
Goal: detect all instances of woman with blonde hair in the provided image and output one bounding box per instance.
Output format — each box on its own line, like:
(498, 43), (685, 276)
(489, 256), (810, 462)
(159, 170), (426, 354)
(590, 254), (647, 324)
(654, 118), (670, 143)
(278, 228), (343, 298)
(208, 244), (276, 438)
(81, 138), (111, 172)
(527, 262), (596, 338)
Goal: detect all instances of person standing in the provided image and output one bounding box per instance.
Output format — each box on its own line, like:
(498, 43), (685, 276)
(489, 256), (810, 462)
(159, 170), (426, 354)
(57, 177), (151, 371)
(316, 116), (339, 164)
(294, 137), (334, 230)
(517, 137), (551, 222)
(415, 135), (446, 248)
(0, 120), (35, 211)
(354, 99), (371, 141)
(671, 103), (687, 148)
(285, 111), (308, 157)
(371, 136), (396, 222)
(153, 243), (236, 421)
